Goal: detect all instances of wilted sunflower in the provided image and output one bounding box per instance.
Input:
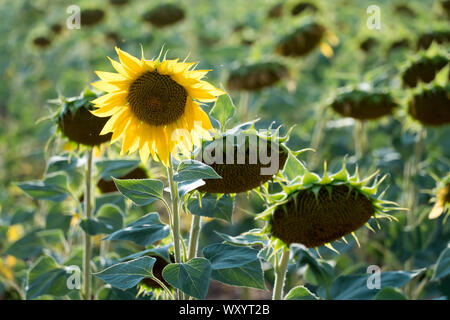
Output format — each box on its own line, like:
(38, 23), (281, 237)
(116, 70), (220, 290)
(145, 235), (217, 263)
(267, 2), (283, 19)
(91, 47), (225, 165)
(359, 37), (379, 53)
(109, 0), (129, 6)
(387, 38), (411, 53)
(291, 2), (318, 16)
(408, 84), (450, 126)
(402, 54), (449, 88)
(429, 174), (450, 220)
(32, 36), (51, 48)
(56, 89), (112, 146)
(394, 4), (416, 18)
(142, 4), (185, 28)
(275, 21), (337, 58)
(417, 31), (450, 50)
(258, 163), (398, 251)
(227, 62), (288, 91)
(196, 124), (289, 194)
(80, 9), (105, 27)
(330, 87), (398, 120)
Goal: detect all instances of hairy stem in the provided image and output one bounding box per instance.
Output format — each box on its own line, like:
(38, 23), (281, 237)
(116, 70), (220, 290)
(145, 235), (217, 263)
(354, 120), (366, 159)
(272, 249), (290, 300)
(83, 148), (94, 300)
(166, 162), (182, 300)
(187, 215), (201, 260)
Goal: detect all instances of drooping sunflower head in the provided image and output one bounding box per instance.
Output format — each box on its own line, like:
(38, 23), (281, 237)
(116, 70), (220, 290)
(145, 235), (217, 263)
(91, 47), (225, 165)
(275, 20), (338, 58)
(80, 9), (105, 27)
(359, 37), (379, 53)
(267, 2), (284, 19)
(258, 162), (399, 252)
(142, 4), (185, 28)
(55, 89), (112, 147)
(401, 44), (449, 88)
(227, 62), (289, 92)
(330, 86), (398, 120)
(195, 123), (290, 194)
(138, 254), (173, 295)
(429, 173), (450, 220)
(291, 2), (319, 16)
(32, 36), (51, 48)
(417, 31), (450, 50)
(408, 84), (450, 126)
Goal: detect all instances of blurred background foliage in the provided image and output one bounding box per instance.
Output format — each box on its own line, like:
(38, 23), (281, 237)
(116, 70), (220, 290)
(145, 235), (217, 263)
(0, 0), (449, 300)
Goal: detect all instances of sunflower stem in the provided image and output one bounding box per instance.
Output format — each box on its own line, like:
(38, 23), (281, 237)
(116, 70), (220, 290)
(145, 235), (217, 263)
(166, 162), (182, 300)
(408, 126), (426, 226)
(187, 215), (201, 260)
(353, 120), (367, 159)
(272, 249), (290, 300)
(308, 104), (327, 169)
(82, 147), (94, 300)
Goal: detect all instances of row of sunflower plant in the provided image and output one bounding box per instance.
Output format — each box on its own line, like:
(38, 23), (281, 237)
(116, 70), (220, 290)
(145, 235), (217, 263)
(6, 46), (446, 301)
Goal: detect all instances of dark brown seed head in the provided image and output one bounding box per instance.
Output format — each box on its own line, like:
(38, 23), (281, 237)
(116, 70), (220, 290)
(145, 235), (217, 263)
(417, 31), (450, 50)
(127, 71), (187, 126)
(227, 62), (288, 91)
(110, 0), (129, 6)
(267, 3), (283, 19)
(80, 9), (105, 26)
(402, 56), (448, 88)
(142, 4), (185, 28)
(270, 185), (375, 247)
(408, 85), (450, 126)
(197, 136), (288, 194)
(50, 23), (63, 34)
(33, 36), (51, 48)
(331, 90), (398, 120)
(359, 37), (379, 53)
(275, 22), (325, 57)
(57, 96), (112, 146)
(291, 2), (318, 16)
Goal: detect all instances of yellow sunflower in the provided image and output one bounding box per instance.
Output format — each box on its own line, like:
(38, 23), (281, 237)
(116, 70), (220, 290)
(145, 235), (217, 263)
(91, 47), (225, 165)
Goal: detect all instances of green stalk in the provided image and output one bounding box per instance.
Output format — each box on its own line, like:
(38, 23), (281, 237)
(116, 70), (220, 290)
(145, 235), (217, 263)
(166, 162), (182, 300)
(82, 148), (94, 300)
(308, 104), (327, 169)
(353, 120), (366, 159)
(187, 215), (201, 260)
(408, 126), (426, 225)
(272, 249), (290, 300)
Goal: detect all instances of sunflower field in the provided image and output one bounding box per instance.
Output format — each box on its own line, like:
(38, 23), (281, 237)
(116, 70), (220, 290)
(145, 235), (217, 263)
(0, 0), (449, 304)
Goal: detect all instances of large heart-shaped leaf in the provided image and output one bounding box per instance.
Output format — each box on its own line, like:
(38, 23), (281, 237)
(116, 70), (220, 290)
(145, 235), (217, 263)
(80, 205), (123, 235)
(113, 178), (164, 206)
(203, 243), (266, 290)
(17, 174), (69, 202)
(162, 258), (212, 299)
(104, 212), (169, 246)
(187, 194), (234, 222)
(95, 256), (156, 290)
(96, 159), (140, 180)
(284, 286), (319, 300)
(26, 255), (71, 299)
(433, 246), (450, 281)
(6, 232), (44, 260)
(174, 160), (221, 182)
(321, 270), (422, 300)
(209, 93), (235, 130)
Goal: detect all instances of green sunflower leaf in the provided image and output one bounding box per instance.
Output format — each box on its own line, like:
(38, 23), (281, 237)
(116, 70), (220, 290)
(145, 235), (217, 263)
(433, 246), (450, 281)
(210, 93), (236, 130)
(284, 286), (319, 300)
(113, 178), (164, 206)
(80, 204), (123, 235)
(95, 256), (156, 290)
(17, 174), (69, 202)
(104, 212), (169, 246)
(26, 255), (71, 299)
(96, 159), (140, 181)
(187, 194), (234, 222)
(374, 287), (407, 300)
(162, 258), (212, 299)
(202, 243), (266, 290)
(174, 160), (221, 182)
